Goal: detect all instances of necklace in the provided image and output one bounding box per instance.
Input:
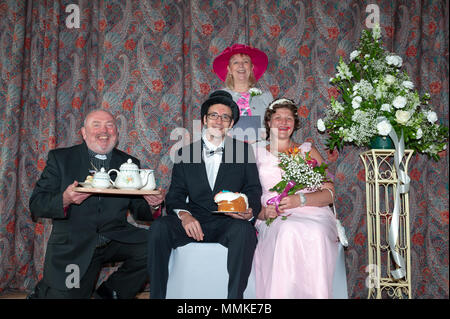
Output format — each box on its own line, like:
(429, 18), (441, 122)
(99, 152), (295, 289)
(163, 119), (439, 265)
(89, 159), (108, 172)
(89, 161), (100, 174)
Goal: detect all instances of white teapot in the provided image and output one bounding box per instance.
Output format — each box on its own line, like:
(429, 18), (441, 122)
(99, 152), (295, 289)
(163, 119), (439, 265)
(92, 167), (111, 189)
(108, 159), (150, 190)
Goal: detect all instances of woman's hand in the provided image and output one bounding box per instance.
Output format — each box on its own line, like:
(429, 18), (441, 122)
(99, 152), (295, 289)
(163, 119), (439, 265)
(278, 194), (301, 212)
(258, 205), (278, 220)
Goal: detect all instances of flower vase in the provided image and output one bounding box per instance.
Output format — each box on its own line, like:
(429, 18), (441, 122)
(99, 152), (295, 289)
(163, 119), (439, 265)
(369, 135), (394, 149)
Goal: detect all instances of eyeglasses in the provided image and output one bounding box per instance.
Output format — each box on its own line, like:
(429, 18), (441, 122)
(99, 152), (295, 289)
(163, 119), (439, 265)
(207, 113), (232, 122)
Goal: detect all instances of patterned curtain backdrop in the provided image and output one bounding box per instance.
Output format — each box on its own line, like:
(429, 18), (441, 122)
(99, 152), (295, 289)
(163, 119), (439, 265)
(0, 0), (447, 298)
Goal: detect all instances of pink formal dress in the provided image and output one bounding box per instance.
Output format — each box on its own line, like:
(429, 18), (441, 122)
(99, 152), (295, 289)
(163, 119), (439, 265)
(253, 142), (339, 298)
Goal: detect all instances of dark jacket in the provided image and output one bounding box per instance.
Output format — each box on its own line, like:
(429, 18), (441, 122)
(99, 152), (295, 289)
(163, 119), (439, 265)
(29, 142), (151, 290)
(165, 137), (262, 223)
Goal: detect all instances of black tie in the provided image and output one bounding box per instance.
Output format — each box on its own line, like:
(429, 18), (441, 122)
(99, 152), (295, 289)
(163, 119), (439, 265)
(205, 146), (224, 158)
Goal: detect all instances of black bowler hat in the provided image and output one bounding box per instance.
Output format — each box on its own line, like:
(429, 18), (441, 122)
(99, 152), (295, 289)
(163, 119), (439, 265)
(201, 90), (240, 124)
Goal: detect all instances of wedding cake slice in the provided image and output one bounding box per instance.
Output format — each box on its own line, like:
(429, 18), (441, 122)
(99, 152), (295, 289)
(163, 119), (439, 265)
(214, 190), (248, 212)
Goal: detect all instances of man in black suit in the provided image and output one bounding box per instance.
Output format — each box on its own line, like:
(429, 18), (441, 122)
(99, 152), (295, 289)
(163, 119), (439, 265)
(147, 90), (262, 299)
(29, 109), (164, 299)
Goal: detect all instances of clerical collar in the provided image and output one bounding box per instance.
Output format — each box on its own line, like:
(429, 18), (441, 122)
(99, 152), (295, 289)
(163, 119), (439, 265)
(87, 149), (111, 161)
(95, 154), (106, 160)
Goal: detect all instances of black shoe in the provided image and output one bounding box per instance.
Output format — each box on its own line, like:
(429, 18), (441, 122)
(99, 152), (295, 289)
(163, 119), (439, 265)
(93, 283), (119, 299)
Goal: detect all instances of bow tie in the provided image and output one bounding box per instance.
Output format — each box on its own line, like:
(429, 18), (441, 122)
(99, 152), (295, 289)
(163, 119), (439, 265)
(205, 147), (224, 158)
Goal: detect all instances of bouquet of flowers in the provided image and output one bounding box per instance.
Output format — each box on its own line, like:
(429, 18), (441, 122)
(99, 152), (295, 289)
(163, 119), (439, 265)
(317, 24), (448, 161)
(266, 146), (329, 226)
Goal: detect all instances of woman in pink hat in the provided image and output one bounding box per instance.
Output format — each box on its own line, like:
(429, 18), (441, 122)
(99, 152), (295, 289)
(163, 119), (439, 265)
(213, 44), (273, 141)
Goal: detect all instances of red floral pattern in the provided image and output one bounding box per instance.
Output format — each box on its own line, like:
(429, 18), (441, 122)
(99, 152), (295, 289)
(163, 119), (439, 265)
(0, 0), (447, 299)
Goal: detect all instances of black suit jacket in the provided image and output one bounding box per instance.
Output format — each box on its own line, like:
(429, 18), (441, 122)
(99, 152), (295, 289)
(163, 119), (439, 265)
(165, 137), (262, 223)
(29, 142), (152, 291)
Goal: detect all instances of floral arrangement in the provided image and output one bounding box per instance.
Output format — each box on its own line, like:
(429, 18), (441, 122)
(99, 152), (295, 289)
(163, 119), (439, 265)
(317, 24), (448, 161)
(266, 146), (329, 226)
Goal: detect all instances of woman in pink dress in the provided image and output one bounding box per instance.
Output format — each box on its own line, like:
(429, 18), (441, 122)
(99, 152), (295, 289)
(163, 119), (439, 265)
(253, 98), (339, 298)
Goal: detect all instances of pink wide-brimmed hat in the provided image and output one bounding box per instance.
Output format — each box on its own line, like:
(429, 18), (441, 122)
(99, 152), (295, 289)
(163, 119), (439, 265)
(213, 44), (268, 82)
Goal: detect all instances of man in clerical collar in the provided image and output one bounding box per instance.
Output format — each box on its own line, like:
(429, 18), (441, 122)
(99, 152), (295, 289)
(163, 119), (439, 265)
(147, 90), (262, 299)
(29, 109), (164, 299)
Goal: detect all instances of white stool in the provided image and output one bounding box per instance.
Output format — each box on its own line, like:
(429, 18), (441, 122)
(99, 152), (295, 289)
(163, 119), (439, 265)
(166, 242), (255, 299)
(166, 242), (347, 299)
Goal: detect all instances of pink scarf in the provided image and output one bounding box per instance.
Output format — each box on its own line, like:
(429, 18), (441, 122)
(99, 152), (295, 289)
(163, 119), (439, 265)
(236, 92), (252, 116)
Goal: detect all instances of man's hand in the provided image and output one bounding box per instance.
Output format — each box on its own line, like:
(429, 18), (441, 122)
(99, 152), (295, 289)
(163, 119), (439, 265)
(179, 212), (204, 241)
(225, 207), (253, 220)
(62, 181), (91, 207)
(143, 187), (165, 208)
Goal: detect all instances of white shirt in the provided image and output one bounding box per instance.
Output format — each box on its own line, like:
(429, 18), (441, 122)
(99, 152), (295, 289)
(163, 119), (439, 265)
(202, 133), (224, 190)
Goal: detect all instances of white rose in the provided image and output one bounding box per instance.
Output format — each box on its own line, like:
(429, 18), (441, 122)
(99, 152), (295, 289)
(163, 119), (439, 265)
(385, 56), (395, 65)
(317, 119), (326, 132)
(386, 55), (403, 67)
(392, 96), (407, 109)
(416, 128), (423, 139)
(352, 96), (362, 109)
(426, 111), (438, 123)
(377, 120), (393, 136)
(380, 104), (392, 112)
(395, 110), (412, 125)
(350, 50), (360, 61)
(384, 74), (396, 85)
(402, 81), (414, 90)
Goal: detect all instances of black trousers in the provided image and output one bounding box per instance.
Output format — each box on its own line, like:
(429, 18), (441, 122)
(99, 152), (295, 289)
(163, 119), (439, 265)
(147, 214), (257, 299)
(30, 240), (148, 299)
